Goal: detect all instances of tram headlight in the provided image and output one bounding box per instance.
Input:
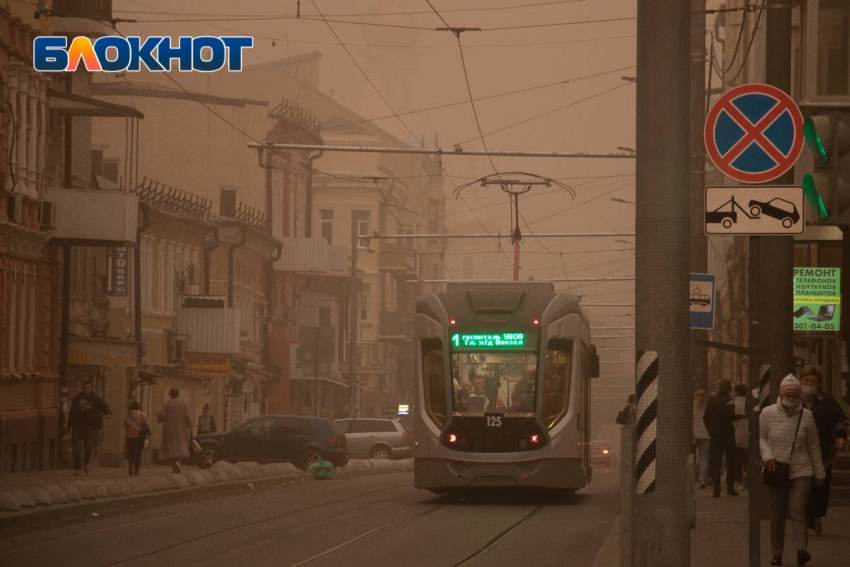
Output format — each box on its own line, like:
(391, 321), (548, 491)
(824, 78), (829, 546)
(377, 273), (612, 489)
(447, 433), (458, 444)
(529, 434), (540, 444)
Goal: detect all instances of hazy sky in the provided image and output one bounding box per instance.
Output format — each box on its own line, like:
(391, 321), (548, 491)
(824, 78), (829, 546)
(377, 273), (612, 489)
(104, 0), (742, 380)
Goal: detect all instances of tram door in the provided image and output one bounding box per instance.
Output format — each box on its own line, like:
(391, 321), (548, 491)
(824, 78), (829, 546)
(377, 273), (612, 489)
(581, 346), (591, 470)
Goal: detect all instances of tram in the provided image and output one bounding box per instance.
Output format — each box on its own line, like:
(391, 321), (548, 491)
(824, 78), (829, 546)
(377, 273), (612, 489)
(413, 281), (599, 493)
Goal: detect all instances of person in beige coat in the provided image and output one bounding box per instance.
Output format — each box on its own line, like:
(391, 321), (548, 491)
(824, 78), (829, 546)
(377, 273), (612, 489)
(760, 374), (825, 567)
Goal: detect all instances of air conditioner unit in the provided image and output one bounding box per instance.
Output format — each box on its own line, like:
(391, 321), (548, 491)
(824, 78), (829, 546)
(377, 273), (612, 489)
(176, 275), (189, 295)
(39, 201), (57, 230)
(7, 195), (23, 223)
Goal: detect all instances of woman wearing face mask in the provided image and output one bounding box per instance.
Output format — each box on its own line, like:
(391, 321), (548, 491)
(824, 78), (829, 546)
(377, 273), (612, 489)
(760, 374), (825, 567)
(799, 366), (848, 536)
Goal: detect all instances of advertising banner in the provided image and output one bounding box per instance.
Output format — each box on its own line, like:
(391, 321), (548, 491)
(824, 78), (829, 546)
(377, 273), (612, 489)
(793, 267), (841, 332)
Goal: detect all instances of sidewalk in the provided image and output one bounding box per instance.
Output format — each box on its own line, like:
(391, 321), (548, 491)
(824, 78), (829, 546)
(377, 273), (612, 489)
(594, 486), (850, 566)
(0, 458), (410, 528)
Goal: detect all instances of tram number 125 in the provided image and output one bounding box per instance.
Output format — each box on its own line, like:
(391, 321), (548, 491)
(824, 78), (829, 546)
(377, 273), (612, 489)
(486, 415), (502, 427)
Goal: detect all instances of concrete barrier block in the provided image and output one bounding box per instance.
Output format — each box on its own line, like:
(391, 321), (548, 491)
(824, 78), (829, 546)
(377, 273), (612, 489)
(186, 472), (207, 486)
(199, 470), (216, 484)
(91, 482), (109, 499)
(63, 484), (82, 502)
(24, 487), (53, 506)
(113, 480), (133, 496)
(167, 474), (190, 489)
(44, 485), (69, 504)
(71, 481), (97, 500)
(0, 491), (21, 511)
(100, 480), (120, 497)
(210, 468), (229, 482)
(12, 490), (36, 508)
(249, 467), (266, 479)
(257, 464), (277, 477)
(279, 463), (300, 475)
(235, 461), (259, 470)
(149, 476), (171, 491)
(225, 467), (244, 481)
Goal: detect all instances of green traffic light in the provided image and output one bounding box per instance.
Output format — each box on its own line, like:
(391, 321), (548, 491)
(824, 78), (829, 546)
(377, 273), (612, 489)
(802, 174), (829, 220)
(804, 117), (829, 164)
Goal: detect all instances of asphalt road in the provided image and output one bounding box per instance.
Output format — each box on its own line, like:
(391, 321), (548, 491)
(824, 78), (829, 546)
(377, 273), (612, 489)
(0, 465), (620, 567)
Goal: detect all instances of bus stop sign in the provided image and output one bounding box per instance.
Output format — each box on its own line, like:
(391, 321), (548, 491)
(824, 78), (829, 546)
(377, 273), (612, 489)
(704, 83), (804, 184)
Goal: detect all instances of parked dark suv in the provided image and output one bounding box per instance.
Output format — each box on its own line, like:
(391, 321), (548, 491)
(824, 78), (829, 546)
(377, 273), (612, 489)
(195, 415), (349, 470)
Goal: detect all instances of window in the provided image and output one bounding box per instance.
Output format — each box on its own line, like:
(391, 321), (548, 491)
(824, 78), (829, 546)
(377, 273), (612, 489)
(352, 210), (371, 249)
(421, 339), (447, 426)
(541, 339), (574, 429)
(239, 417), (274, 435)
(335, 419), (351, 433)
(319, 306), (331, 328)
(428, 199), (442, 234)
(816, 0), (849, 96)
(451, 352), (538, 416)
(319, 209), (334, 244)
(360, 283), (370, 320)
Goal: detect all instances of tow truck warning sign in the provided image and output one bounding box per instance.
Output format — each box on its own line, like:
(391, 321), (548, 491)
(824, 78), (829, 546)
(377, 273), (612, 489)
(793, 268), (841, 332)
(704, 186), (804, 235)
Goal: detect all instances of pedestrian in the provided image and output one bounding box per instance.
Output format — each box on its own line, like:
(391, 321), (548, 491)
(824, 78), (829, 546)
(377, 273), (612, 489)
(799, 366), (848, 536)
(693, 390), (711, 489)
(616, 394), (636, 426)
(157, 388), (192, 473)
(197, 403), (217, 435)
(67, 381), (112, 475)
(760, 374), (825, 567)
(704, 379), (739, 497)
(731, 384), (749, 492)
(123, 401), (149, 476)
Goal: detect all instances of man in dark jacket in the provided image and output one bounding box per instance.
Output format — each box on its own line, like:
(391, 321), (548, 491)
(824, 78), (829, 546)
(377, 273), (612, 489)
(704, 379), (739, 497)
(67, 381), (112, 474)
(800, 367), (848, 534)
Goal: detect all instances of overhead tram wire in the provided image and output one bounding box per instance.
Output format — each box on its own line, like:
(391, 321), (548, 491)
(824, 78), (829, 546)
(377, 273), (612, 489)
(308, 0), (513, 270)
(719, 0), (767, 85)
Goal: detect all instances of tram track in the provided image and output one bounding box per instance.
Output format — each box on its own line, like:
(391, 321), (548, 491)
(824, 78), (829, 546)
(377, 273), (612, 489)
(87, 482), (410, 567)
(448, 505), (544, 567)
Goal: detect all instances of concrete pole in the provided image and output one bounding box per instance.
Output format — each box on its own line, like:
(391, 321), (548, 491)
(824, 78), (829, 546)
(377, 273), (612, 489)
(348, 236), (358, 416)
(635, 0), (692, 565)
(762, 0), (796, 396)
(690, 0), (708, 391)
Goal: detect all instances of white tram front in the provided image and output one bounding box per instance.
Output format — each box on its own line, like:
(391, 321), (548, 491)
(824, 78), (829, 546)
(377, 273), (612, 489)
(413, 281), (599, 493)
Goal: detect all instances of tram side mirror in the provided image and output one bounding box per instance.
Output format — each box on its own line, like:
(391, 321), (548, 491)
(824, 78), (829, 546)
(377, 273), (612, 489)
(590, 344), (600, 378)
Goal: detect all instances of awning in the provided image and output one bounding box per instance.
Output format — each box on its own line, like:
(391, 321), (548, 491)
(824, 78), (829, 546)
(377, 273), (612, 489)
(48, 88), (144, 119)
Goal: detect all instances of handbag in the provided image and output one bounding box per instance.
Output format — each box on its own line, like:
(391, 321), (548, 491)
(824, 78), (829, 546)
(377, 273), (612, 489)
(762, 410), (803, 486)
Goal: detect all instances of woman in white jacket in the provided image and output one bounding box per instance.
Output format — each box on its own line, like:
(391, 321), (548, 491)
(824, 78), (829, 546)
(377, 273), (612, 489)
(760, 374), (826, 567)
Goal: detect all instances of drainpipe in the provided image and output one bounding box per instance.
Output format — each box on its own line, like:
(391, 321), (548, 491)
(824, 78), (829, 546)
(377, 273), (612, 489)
(203, 226), (220, 296)
(134, 204), (150, 365)
(227, 225), (248, 308)
(265, 241), (283, 364)
(304, 149), (323, 238)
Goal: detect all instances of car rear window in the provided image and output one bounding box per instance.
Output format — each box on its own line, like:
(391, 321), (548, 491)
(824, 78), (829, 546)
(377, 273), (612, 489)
(373, 420), (396, 433)
(335, 420), (351, 433)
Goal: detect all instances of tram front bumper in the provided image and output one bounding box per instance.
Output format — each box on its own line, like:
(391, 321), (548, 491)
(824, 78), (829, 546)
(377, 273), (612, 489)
(414, 457), (586, 490)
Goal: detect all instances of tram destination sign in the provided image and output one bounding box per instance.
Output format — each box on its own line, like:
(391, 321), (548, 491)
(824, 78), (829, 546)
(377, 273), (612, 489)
(451, 332), (526, 350)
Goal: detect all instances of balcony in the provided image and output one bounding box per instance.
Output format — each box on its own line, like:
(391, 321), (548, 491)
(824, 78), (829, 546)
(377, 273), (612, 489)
(379, 311), (413, 339)
(276, 237), (347, 275)
(378, 239), (414, 272)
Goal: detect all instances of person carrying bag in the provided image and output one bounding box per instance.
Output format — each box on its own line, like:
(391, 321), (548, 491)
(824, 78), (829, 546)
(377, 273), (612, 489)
(759, 374), (825, 567)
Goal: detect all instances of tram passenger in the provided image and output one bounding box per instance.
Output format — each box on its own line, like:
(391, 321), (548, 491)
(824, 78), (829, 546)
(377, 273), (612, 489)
(468, 376), (491, 412)
(480, 363), (501, 409)
(509, 378), (534, 412)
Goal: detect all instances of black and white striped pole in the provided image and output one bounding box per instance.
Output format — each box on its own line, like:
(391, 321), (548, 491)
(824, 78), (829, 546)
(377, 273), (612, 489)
(634, 0), (692, 564)
(635, 350), (658, 495)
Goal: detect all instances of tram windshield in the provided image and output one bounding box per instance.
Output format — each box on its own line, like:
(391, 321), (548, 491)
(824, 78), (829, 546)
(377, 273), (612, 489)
(451, 352), (538, 416)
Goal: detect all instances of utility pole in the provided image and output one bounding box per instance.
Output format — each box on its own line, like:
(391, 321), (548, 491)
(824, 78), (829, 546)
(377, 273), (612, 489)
(762, 0), (796, 397)
(691, 0), (708, 391)
(747, 238), (762, 567)
(634, 1), (691, 567)
(313, 327), (320, 417)
(348, 233), (359, 416)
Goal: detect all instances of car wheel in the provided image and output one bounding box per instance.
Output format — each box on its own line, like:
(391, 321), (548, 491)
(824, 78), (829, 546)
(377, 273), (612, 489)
(750, 205), (761, 217)
(199, 446), (220, 469)
(722, 218), (733, 229)
(370, 446), (392, 460)
(299, 448), (324, 470)
(782, 217), (793, 228)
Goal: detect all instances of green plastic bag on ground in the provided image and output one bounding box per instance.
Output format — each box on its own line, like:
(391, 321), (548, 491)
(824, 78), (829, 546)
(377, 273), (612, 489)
(312, 460), (335, 480)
